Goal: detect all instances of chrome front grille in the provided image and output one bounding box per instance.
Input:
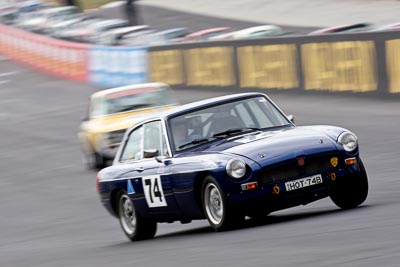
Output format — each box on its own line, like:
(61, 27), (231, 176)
(261, 153), (338, 184)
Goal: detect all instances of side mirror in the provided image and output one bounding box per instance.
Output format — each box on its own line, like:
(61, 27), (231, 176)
(155, 155), (166, 163)
(143, 149), (159, 159)
(287, 114), (295, 123)
(155, 155), (172, 166)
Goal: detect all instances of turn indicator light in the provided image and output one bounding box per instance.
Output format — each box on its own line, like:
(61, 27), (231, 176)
(241, 182), (258, 191)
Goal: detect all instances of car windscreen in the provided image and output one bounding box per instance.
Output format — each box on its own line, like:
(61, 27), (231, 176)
(90, 88), (176, 117)
(169, 96), (291, 151)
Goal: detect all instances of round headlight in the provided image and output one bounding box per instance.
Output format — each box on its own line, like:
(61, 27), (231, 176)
(226, 159), (246, 179)
(338, 132), (358, 152)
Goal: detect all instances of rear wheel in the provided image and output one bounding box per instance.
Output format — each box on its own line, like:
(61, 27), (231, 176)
(330, 160), (368, 209)
(201, 176), (243, 231)
(117, 192), (157, 241)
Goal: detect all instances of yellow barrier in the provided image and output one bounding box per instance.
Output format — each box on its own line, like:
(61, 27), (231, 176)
(149, 50), (184, 85)
(386, 39), (400, 93)
(301, 41), (377, 92)
(237, 44), (299, 89)
(184, 47), (235, 86)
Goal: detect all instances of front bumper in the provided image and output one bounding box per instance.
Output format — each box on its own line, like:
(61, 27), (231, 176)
(227, 156), (361, 213)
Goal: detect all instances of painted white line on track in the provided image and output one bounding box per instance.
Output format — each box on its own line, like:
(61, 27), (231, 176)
(0, 71), (18, 77)
(0, 80), (10, 85)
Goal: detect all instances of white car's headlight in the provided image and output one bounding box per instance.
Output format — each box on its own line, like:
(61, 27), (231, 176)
(226, 159), (246, 179)
(338, 132), (358, 152)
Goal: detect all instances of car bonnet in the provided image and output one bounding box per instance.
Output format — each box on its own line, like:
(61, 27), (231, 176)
(205, 126), (338, 166)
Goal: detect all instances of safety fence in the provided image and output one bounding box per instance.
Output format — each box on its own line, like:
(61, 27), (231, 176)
(89, 46), (148, 87)
(2, 23), (400, 95)
(149, 31), (400, 95)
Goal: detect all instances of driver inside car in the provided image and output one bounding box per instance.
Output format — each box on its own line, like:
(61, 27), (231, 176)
(173, 117), (202, 148)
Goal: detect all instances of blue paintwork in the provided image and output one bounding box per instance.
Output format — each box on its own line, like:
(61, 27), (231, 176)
(97, 93), (364, 223)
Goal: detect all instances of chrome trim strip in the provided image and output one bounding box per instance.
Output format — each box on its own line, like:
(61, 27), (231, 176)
(99, 167), (218, 183)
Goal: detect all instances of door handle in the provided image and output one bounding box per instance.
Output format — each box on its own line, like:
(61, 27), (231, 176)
(135, 167), (144, 172)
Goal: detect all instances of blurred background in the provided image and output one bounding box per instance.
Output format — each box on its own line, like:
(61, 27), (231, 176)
(1, 0), (400, 266)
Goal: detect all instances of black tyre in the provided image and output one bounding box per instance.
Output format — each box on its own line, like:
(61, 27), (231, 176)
(330, 159), (368, 209)
(86, 151), (106, 170)
(201, 176), (243, 231)
(117, 192), (157, 241)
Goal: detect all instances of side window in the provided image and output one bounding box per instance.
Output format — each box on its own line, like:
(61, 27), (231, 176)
(120, 126), (143, 162)
(143, 121), (163, 158)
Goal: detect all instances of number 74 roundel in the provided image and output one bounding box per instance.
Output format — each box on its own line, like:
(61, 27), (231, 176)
(142, 175), (167, 208)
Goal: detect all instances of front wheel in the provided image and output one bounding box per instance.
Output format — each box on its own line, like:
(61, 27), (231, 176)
(201, 176), (243, 231)
(117, 192), (157, 241)
(330, 159), (368, 209)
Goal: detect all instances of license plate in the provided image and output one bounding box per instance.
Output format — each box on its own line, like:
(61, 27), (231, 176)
(285, 174), (323, 192)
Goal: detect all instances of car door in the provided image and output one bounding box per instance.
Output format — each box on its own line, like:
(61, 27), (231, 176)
(120, 120), (180, 218)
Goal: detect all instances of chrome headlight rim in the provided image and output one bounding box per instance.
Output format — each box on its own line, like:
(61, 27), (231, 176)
(338, 131), (358, 152)
(226, 158), (246, 179)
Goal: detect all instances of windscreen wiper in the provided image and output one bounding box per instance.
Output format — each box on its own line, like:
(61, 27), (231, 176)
(212, 127), (261, 138)
(178, 137), (216, 149)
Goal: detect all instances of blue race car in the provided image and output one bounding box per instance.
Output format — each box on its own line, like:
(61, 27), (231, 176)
(96, 93), (368, 241)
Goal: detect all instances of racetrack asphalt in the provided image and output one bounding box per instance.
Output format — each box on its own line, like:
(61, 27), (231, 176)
(1, 56), (400, 266)
(141, 0), (400, 28)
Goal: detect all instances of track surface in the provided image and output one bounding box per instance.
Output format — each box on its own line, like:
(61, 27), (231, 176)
(1, 56), (400, 266)
(141, 0), (400, 28)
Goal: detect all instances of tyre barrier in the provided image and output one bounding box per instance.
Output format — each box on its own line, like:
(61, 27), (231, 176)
(2, 22), (400, 95)
(0, 24), (88, 82)
(0, 23), (148, 86)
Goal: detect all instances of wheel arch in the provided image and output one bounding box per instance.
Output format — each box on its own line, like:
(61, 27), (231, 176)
(193, 171), (213, 215)
(110, 188), (125, 217)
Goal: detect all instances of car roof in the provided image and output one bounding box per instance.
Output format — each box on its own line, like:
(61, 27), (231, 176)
(209, 32), (234, 40)
(157, 27), (188, 34)
(371, 23), (400, 31)
(41, 6), (77, 14)
(308, 23), (371, 35)
(105, 25), (149, 35)
(91, 82), (170, 99)
(123, 29), (155, 38)
(185, 27), (229, 38)
(90, 19), (127, 28)
(236, 25), (282, 34)
(233, 25), (283, 38)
